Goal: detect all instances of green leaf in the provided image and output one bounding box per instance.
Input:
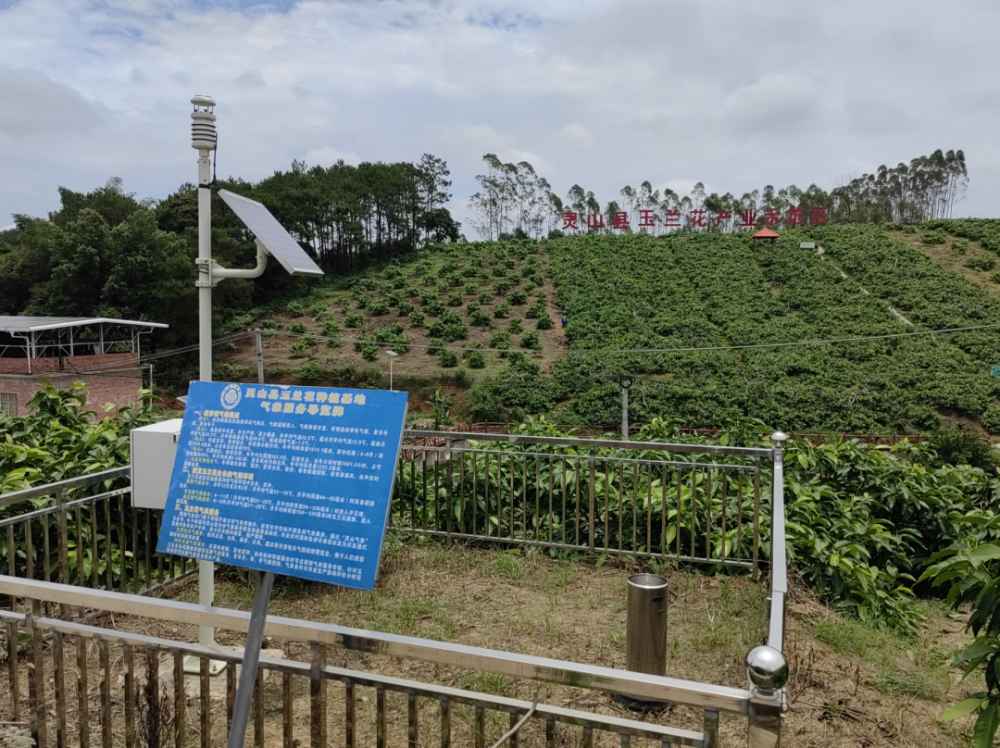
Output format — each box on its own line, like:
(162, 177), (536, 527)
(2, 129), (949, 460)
(968, 545), (1000, 567)
(974, 703), (999, 748)
(941, 696), (986, 721)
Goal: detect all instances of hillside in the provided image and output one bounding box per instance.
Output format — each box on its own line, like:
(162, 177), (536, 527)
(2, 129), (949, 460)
(215, 222), (1000, 434)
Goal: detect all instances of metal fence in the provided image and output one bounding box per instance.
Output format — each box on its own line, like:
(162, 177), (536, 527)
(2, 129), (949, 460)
(397, 431), (772, 574)
(0, 430), (789, 747)
(0, 468), (191, 609)
(433, 422), (925, 446)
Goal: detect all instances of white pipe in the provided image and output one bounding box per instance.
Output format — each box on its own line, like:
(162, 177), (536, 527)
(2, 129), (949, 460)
(213, 240), (269, 279)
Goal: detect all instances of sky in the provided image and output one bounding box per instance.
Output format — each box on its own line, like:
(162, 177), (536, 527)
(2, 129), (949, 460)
(1, 0), (998, 234)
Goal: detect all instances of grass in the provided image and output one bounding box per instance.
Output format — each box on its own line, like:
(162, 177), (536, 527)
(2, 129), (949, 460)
(2, 541), (987, 748)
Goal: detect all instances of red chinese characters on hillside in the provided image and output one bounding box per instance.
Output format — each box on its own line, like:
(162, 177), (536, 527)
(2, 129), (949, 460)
(561, 207), (826, 231)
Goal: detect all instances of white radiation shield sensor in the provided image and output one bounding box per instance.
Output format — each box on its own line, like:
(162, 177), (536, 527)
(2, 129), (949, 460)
(219, 190), (323, 277)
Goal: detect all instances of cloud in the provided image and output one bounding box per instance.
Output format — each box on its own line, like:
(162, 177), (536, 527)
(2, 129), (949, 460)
(0, 0), (998, 230)
(0, 66), (99, 138)
(302, 145), (361, 167)
(557, 123), (593, 149)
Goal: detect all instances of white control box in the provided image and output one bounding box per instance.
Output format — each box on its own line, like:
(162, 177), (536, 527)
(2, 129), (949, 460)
(130, 419), (184, 509)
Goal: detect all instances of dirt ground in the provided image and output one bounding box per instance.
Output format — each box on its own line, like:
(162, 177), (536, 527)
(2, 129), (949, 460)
(888, 229), (1000, 297)
(1, 540), (983, 748)
(213, 248), (569, 394)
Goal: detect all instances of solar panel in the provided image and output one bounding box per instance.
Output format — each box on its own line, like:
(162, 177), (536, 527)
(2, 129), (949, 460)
(218, 190), (324, 277)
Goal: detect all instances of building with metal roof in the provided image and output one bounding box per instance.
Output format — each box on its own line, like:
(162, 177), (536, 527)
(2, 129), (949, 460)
(0, 316), (167, 417)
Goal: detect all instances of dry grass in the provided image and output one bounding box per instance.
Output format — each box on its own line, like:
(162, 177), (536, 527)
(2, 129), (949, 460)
(0, 541), (985, 747)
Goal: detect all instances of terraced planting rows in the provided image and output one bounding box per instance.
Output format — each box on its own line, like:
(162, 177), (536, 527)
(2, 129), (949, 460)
(545, 229), (1000, 432)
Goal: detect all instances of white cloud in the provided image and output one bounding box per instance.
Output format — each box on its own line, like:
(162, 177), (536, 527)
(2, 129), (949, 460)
(557, 123), (593, 149)
(302, 145), (361, 167)
(0, 0), (997, 231)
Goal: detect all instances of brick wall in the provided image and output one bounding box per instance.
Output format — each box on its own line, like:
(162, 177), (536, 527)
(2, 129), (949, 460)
(0, 352), (138, 375)
(0, 369), (144, 418)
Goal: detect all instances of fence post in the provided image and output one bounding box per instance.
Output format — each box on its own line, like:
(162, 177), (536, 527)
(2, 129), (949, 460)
(255, 329), (264, 384)
(56, 489), (69, 617)
(745, 645), (786, 747)
(587, 447), (596, 556)
(26, 597), (47, 748)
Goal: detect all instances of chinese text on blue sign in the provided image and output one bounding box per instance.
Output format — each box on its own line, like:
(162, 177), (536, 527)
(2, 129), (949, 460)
(156, 382), (407, 590)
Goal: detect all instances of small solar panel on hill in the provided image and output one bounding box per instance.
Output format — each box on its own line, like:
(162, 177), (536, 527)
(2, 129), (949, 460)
(219, 190), (323, 277)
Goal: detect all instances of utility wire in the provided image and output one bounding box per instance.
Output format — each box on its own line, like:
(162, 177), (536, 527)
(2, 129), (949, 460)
(267, 321), (1000, 356)
(41, 320), (1000, 380)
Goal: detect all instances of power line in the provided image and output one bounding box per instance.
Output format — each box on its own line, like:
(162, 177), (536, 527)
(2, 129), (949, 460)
(266, 322), (1000, 356)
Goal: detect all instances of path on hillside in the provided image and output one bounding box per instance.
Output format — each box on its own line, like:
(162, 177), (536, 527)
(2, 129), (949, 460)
(814, 245), (913, 326)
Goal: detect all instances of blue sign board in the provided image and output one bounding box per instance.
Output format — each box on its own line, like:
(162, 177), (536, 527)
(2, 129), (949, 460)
(156, 382), (407, 590)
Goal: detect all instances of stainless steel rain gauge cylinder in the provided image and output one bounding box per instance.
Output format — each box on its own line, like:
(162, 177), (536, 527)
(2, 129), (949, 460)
(615, 573), (668, 711)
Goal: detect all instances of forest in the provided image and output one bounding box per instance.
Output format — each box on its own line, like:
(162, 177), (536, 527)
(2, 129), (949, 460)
(468, 148), (968, 238)
(0, 155), (457, 348)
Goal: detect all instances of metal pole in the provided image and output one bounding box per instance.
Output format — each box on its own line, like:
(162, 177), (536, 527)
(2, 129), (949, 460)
(148, 363), (153, 394)
(390, 356), (394, 391)
(255, 329), (264, 384)
(226, 571), (275, 748)
(621, 386), (629, 441)
(194, 97), (217, 652)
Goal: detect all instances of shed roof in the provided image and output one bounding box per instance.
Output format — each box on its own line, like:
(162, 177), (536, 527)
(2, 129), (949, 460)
(0, 317), (168, 333)
(752, 228), (780, 239)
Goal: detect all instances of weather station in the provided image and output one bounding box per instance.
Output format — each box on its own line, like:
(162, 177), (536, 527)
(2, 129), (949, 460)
(132, 95), (325, 676)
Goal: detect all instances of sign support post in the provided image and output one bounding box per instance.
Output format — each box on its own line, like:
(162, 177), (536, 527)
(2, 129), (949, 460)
(226, 571), (275, 748)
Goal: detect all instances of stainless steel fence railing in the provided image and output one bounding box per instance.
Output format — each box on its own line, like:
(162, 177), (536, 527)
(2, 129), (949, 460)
(0, 429), (789, 747)
(398, 431), (773, 574)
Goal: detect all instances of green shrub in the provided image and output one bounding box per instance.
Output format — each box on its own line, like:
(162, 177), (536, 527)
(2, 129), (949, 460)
(525, 301), (546, 319)
(466, 302), (481, 315)
(353, 293), (368, 310)
(463, 283), (477, 295)
(489, 330), (511, 356)
(928, 426), (998, 470)
(921, 231), (946, 245)
(507, 289), (527, 305)
(419, 290), (437, 306)
(520, 331), (542, 350)
(507, 272), (521, 285)
(320, 318), (340, 340)
(345, 312), (364, 328)
(428, 311), (469, 342)
(447, 291), (463, 306)
(439, 349), (459, 368)
(491, 265), (507, 278)
(369, 300), (390, 316)
(983, 404), (1000, 435)
(494, 302), (510, 319)
(259, 316), (281, 331)
(508, 317), (523, 334)
(290, 335), (317, 353)
(425, 299), (445, 316)
(360, 344), (379, 361)
(427, 338), (445, 355)
(397, 301), (413, 316)
(288, 321), (308, 334)
(470, 309), (492, 327)
(535, 313), (553, 330)
(966, 254), (997, 272)
(478, 291), (493, 305)
(286, 300), (306, 316)
(464, 351), (486, 369)
(409, 310), (425, 327)
(529, 272), (544, 286)
(403, 282), (420, 297)
(492, 280), (510, 296)
(213, 363), (251, 380)
(294, 361), (327, 384)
